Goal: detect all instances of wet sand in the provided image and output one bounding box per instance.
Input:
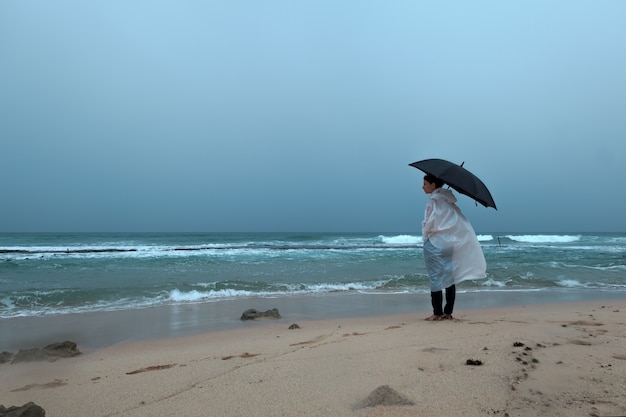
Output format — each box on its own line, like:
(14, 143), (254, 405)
(1, 289), (623, 351)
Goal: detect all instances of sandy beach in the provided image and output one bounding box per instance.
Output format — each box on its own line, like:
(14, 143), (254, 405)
(2, 298), (625, 417)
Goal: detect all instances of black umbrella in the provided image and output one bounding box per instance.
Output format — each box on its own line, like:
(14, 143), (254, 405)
(409, 158), (497, 210)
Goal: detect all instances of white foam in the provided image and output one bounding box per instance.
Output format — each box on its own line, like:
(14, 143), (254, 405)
(506, 235), (581, 244)
(556, 279), (587, 288)
(480, 278), (508, 287)
(379, 235), (421, 245)
(167, 280), (389, 303)
(169, 288), (260, 301)
(0, 297), (15, 309)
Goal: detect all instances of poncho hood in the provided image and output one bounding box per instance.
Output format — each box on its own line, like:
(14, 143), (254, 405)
(430, 188), (457, 205)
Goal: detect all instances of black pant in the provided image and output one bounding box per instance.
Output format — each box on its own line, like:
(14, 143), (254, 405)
(431, 285), (456, 316)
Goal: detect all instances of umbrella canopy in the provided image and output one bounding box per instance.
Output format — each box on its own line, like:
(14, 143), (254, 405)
(409, 158), (497, 210)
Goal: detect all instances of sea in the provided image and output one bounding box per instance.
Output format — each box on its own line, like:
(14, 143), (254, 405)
(2, 232), (626, 320)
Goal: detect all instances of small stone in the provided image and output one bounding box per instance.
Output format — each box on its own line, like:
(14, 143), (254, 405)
(361, 385), (414, 407)
(240, 308), (281, 321)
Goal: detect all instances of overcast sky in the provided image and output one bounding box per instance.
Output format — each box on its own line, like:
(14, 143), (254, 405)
(2, 1), (625, 234)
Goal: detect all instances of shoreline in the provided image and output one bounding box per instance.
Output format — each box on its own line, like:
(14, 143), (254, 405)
(2, 288), (625, 352)
(1, 297), (625, 417)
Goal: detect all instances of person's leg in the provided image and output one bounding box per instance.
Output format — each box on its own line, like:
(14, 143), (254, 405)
(444, 284), (456, 318)
(424, 240), (445, 321)
(426, 291), (443, 320)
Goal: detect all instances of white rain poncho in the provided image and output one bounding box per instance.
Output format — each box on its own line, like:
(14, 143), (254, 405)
(422, 188), (486, 292)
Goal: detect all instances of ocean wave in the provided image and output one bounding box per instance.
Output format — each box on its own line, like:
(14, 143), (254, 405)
(2, 234), (606, 259)
(0, 242), (422, 260)
(480, 278), (509, 287)
(505, 235), (582, 244)
(169, 281), (391, 303)
(556, 279), (588, 288)
(169, 288), (256, 302)
(4, 280), (626, 319)
(378, 234), (495, 244)
(379, 235), (421, 245)
(0, 293), (168, 318)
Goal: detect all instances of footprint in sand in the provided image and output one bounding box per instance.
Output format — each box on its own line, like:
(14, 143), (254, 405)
(221, 353), (261, 360)
(568, 339), (593, 346)
(11, 379), (67, 392)
(568, 320), (604, 326)
(422, 347), (448, 353)
(126, 364), (178, 374)
(289, 334), (329, 347)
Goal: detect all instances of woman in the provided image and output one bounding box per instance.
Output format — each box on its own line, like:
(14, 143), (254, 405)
(421, 174), (486, 320)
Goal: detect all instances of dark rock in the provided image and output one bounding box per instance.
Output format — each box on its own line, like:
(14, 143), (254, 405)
(288, 323), (300, 329)
(42, 341), (81, 358)
(0, 351), (14, 364)
(11, 348), (48, 363)
(0, 402), (46, 417)
(11, 341), (81, 364)
(466, 359), (483, 366)
(240, 308), (281, 321)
